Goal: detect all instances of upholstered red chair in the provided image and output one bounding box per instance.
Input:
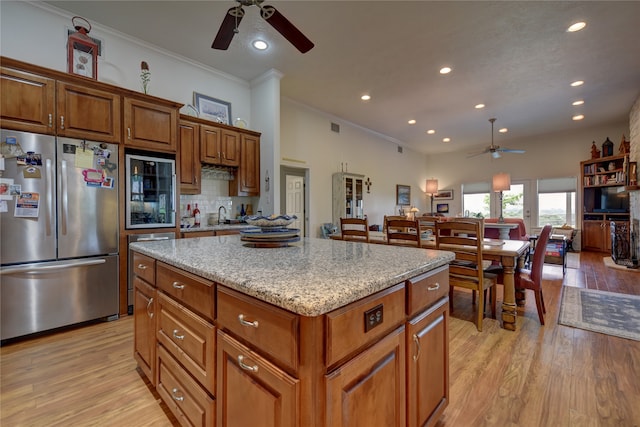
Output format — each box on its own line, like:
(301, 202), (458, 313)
(515, 224), (552, 325)
(484, 218), (529, 240)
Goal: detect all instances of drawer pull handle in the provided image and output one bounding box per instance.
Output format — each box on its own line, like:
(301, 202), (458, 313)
(238, 314), (259, 328)
(137, 263), (147, 270)
(172, 281), (185, 290)
(146, 297), (154, 318)
(427, 282), (440, 291)
(412, 333), (421, 362)
(237, 355), (258, 372)
(171, 388), (184, 402)
(172, 329), (184, 340)
(48, 113), (53, 127)
(60, 116), (65, 129)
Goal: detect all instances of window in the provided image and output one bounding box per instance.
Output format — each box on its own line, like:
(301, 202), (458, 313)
(537, 178), (576, 227)
(462, 182), (490, 218)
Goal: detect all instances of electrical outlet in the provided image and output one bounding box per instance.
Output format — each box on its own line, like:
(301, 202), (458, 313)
(364, 304), (384, 332)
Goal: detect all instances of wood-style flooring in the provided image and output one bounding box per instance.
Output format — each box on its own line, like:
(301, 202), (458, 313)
(1, 251), (639, 426)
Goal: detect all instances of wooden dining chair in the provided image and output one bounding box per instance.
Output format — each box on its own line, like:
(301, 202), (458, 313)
(515, 224), (552, 325)
(340, 217), (370, 242)
(385, 218), (422, 247)
(435, 217), (497, 331)
(383, 215), (408, 233)
(417, 215), (441, 235)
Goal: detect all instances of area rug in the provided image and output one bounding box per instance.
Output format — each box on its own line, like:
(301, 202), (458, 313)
(566, 252), (580, 269)
(603, 256), (640, 273)
(558, 286), (640, 341)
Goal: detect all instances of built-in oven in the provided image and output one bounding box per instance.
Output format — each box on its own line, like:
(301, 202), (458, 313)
(127, 232), (175, 314)
(125, 153), (176, 229)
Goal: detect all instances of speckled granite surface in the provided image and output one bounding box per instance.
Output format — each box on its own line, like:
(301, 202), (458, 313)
(180, 224), (256, 233)
(130, 236), (454, 316)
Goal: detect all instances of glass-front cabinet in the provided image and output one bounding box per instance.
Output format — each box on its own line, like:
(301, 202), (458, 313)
(332, 172), (365, 226)
(125, 153), (176, 229)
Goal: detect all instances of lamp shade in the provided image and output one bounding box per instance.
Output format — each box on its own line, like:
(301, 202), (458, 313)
(426, 179), (438, 194)
(492, 172), (511, 192)
(410, 206), (419, 213)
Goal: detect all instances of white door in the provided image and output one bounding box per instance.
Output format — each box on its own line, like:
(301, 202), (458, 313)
(286, 175), (305, 235)
(495, 179), (535, 231)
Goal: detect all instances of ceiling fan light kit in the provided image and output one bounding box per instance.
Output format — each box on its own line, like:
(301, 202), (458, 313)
(212, 0), (314, 53)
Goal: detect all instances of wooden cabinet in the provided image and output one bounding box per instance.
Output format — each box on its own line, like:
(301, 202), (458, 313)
(124, 96), (178, 152)
(407, 299), (448, 427)
(179, 119), (201, 195)
(217, 330), (299, 427)
(181, 230), (215, 238)
(132, 253), (157, 385)
(200, 124), (239, 166)
(1, 66), (120, 143)
(326, 326), (406, 427)
(332, 172), (365, 226)
(582, 219), (611, 252)
(230, 132), (260, 197)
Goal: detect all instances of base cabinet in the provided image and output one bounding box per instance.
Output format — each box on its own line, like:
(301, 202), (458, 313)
(132, 253), (157, 385)
(582, 220), (611, 252)
(217, 330), (299, 427)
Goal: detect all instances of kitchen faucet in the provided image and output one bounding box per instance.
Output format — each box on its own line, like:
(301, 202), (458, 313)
(217, 205), (227, 225)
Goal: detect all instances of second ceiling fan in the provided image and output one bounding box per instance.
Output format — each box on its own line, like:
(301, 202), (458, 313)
(212, 0), (314, 53)
(468, 118), (526, 159)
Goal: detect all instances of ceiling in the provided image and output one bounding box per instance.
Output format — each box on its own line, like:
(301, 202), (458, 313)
(44, 1), (640, 155)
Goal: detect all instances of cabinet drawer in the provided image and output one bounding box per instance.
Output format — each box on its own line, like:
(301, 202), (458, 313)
(132, 252), (156, 284)
(157, 262), (215, 321)
(326, 283), (405, 368)
(406, 265), (449, 317)
(157, 292), (216, 395)
(217, 286), (299, 373)
(157, 345), (215, 427)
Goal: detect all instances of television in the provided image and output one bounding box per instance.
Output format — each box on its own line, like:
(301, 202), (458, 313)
(593, 186), (629, 213)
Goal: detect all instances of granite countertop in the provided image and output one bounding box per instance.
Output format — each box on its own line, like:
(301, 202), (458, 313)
(130, 236), (454, 316)
(180, 224), (256, 233)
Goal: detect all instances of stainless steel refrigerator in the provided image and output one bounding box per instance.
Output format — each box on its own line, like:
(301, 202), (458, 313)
(1, 129), (119, 340)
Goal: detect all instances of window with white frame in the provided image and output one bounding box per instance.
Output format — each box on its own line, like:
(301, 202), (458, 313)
(537, 177), (576, 227)
(462, 182), (490, 218)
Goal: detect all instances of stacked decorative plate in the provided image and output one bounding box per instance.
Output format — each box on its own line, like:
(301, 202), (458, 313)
(240, 215), (300, 247)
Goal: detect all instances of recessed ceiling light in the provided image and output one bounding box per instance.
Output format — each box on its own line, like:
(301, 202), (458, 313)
(439, 67), (452, 75)
(426, 129), (435, 135)
(567, 22), (586, 32)
(572, 100), (584, 106)
(475, 104), (485, 109)
(442, 137), (451, 143)
(361, 94), (371, 101)
(252, 40), (268, 50)
(572, 114), (585, 121)
(408, 119), (416, 125)
(499, 128), (508, 133)
(571, 80), (584, 87)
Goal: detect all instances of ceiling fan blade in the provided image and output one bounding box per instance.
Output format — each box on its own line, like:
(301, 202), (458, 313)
(466, 149), (488, 158)
(260, 5), (314, 53)
(499, 148), (526, 154)
(212, 6), (244, 50)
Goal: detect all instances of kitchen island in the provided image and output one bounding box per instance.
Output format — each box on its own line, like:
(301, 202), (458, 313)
(130, 235), (454, 427)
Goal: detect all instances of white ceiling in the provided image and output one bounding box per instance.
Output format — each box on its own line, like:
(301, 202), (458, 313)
(44, 1), (640, 155)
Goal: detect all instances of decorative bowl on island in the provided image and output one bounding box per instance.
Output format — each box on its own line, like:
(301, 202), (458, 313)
(244, 214), (297, 228)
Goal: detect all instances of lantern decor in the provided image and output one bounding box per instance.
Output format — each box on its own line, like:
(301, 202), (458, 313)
(67, 16), (98, 79)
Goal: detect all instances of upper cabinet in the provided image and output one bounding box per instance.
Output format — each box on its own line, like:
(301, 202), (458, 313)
(200, 124), (240, 167)
(124, 96), (178, 152)
(179, 119), (202, 195)
(1, 65), (121, 143)
(230, 131), (260, 197)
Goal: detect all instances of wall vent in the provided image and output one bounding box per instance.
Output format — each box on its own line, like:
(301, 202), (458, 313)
(397, 146), (403, 153)
(331, 122), (340, 133)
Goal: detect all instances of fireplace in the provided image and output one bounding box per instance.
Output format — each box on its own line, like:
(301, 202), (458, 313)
(610, 221), (631, 264)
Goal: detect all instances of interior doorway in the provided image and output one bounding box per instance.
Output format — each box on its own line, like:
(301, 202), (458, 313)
(280, 166), (309, 237)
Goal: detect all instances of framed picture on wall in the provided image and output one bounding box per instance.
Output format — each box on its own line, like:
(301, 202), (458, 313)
(396, 184), (411, 206)
(194, 92), (231, 125)
(433, 189), (453, 200)
(437, 203), (449, 214)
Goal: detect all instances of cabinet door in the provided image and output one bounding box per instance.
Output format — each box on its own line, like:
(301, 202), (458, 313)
(124, 97), (177, 152)
(325, 326), (406, 427)
(179, 120), (201, 194)
(407, 300), (449, 427)
(582, 220), (605, 251)
(134, 277), (156, 385)
(1, 67), (55, 134)
(220, 129), (240, 166)
(56, 82), (121, 143)
(230, 133), (260, 197)
(217, 330), (299, 427)
(200, 124), (222, 164)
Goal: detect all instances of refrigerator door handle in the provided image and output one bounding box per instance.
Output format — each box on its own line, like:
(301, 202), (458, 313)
(1, 258), (107, 275)
(61, 159), (68, 235)
(45, 158), (54, 236)
(136, 237), (171, 242)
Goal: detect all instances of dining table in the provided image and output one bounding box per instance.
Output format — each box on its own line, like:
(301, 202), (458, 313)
(331, 231), (530, 331)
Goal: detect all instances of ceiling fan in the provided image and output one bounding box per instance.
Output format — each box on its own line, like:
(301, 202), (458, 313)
(212, 0), (314, 53)
(468, 118), (526, 159)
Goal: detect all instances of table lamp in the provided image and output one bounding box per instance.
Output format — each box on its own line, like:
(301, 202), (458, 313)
(492, 172), (511, 223)
(410, 206), (419, 220)
(426, 179), (438, 215)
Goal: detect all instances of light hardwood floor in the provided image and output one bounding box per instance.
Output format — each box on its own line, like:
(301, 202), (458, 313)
(1, 251), (639, 426)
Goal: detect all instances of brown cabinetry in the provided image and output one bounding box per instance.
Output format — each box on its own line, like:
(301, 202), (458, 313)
(1, 66), (55, 134)
(124, 96), (178, 152)
(200, 125), (239, 166)
(230, 132), (261, 196)
(132, 253), (157, 385)
(179, 119), (201, 194)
